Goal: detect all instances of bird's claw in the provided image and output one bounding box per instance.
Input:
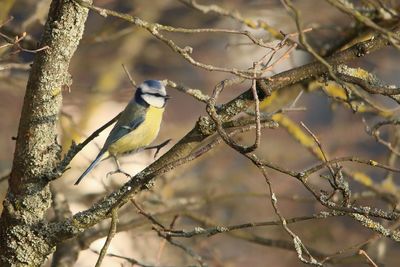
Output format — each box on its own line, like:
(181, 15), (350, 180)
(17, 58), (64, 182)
(145, 138), (172, 158)
(107, 168), (131, 178)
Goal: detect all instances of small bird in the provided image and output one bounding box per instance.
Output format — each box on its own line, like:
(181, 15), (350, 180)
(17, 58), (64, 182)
(75, 80), (169, 185)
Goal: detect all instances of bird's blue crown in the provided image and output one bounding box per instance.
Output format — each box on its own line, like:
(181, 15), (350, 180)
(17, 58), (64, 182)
(143, 80), (163, 90)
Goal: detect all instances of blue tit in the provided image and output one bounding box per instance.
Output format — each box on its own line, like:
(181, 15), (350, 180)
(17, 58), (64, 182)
(74, 80), (169, 185)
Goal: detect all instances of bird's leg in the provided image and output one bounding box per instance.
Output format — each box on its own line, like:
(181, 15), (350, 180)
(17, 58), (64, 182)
(117, 138), (172, 161)
(107, 155), (131, 178)
(145, 138), (172, 158)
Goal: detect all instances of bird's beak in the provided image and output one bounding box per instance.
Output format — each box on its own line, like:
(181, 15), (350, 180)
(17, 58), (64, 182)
(164, 95), (171, 100)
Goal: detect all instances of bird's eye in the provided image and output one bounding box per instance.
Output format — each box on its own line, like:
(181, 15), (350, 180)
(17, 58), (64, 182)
(144, 92), (166, 98)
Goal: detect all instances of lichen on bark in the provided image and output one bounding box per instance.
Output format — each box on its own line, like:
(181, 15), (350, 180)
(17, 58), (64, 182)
(0, 0), (91, 266)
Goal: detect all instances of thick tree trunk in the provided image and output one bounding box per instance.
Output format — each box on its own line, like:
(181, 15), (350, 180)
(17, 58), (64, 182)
(0, 0), (90, 266)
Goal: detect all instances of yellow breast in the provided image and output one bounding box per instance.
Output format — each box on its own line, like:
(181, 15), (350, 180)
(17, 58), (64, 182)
(108, 106), (164, 155)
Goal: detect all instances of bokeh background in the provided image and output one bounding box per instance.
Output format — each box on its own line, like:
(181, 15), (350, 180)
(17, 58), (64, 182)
(1, 0), (400, 266)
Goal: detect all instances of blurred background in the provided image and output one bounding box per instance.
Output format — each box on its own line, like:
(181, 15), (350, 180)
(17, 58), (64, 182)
(2, 0), (400, 266)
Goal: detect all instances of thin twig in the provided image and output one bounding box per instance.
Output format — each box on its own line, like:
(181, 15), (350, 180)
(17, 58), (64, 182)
(74, 0), (284, 79)
(165, 211), (343, 238)
(358, 249), (379, 267)
(131, 199), (166, 229)
(164, 79), (210, 103)
(156, 229), (208, 267)
(121, 64), (137, 87)
(94, 209), (118, 267)
(252, 158), (322, 266)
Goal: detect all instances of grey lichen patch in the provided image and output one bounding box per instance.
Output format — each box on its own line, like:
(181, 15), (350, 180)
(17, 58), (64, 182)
(194, 226), (205, 234)
(2, 224), (55, 266)
(197, 116), (215, 136)
(317, 211), (331, 218)
(215, 226), (228, 233)
(220, 96), (249, 121)
(336, 64), (400, 96)
(70, 214), (95, 230)
(336, 64), (376, 83)
(351, 213), (400, 242)
(141, 180), (156, 190)
(20, 184), (52, 220)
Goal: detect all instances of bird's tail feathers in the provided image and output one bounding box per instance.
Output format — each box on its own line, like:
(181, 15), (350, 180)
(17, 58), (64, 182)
(74, 150), (107, 185)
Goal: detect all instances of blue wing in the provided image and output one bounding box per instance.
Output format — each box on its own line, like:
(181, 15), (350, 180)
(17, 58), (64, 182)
(103, 115), (145, 149)
(103, 93), (149, 149)
(74, 100), (147, 185)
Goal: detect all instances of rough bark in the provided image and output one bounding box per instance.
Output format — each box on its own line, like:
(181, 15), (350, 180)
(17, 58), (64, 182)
(50, 187), (80, 267)
(0, 0), (90, 266)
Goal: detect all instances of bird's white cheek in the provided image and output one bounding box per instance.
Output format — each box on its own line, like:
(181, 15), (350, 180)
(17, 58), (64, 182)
(142, 94), (165, 108)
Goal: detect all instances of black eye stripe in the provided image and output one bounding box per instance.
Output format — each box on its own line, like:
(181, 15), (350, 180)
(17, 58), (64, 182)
(143, 92), (167, 98)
